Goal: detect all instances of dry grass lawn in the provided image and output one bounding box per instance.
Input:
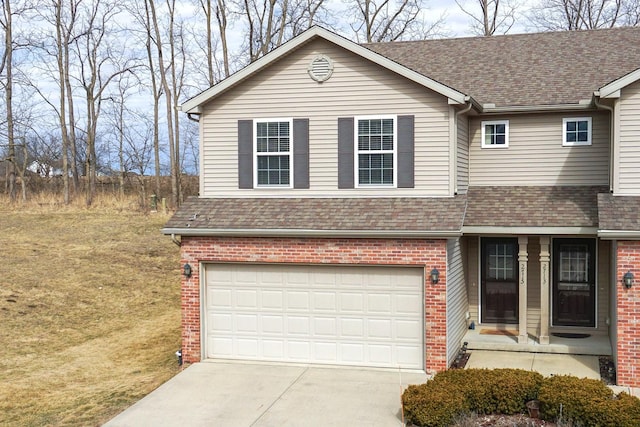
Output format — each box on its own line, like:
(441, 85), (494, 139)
(0, 196), (181, 426)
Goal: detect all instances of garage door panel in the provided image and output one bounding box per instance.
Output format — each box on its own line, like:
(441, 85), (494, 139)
(312, 292), (336, 311)
(286, 291), (310, 310)
(396, 294), (423, 314)
(287, 316), (310, 334)
(369, 294), (392, 313)
(261, 315), (284, 334)
(204, 264), (424, 369)
(368, 319), (392, 338)
(314, 317), (337, 336)
(340, 293), (364, 312)
(236, 289), (257, 308)
(260, 290), (282, 309)
(396, 320), (422, 339)
(236, 314), (258, 333)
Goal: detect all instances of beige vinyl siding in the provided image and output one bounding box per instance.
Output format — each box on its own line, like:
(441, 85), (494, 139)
(447, 238), (468, 365)
(617, 80), (640, 194)
(199, 38), (452, 197)
(469, 113), (610, 186)
(456, 115), (469, 194)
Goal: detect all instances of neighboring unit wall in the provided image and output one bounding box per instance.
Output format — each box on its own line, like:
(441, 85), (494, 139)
(199, 38), (452, 197)
(446, 238), (468, 365)
(614, 241), (640, 387)
(469, 113), (610, 186)
(179, 236), (449, 373)
(456, 115), (469, 194)
(617, 80), (640, 195)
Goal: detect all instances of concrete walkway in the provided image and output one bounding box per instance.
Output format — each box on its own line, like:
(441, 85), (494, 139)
(104, 361), (428, 427)
(466, 350), (640, 397)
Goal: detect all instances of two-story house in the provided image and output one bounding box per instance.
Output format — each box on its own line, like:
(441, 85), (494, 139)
(163, 26), (640, 387)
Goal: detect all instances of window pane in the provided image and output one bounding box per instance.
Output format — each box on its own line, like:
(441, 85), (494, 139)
(487, 243), (515, 280)
(357, 118), (395, 185)
(495, 124), (505, 134)
(577, 120), (588, 131)
(495, 135), (505, 145)
(577, 131), (588, 142)
(566, 121), (576, 132)
(257, 122), (267, 137)
(566, 132), (577, 142)
(559, 245), (589, 282)
(257, 155), (289, 185)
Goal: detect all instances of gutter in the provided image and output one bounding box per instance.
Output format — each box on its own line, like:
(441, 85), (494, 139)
(593, 93), (615, 193)
(480, 101), (593, 114)
(187, 113), (201, 122)
(162, 228), (462, 239)
(453, 101), (473, 194)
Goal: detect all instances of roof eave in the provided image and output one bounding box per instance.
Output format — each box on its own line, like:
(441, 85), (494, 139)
(179, 26), (468, 113)
(597, 67), (640, 99)
(162, 227), (462, 239)
(598, 230), (640, 240)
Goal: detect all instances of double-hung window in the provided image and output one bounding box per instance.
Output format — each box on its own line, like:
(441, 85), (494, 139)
(254, 119), (292, 187)
(356, 116), (396, 187)
(481, 120), (509, 148)
(563, 117), (592, 146)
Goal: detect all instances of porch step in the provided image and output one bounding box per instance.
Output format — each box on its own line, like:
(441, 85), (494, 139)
(463, 329), (612, 356)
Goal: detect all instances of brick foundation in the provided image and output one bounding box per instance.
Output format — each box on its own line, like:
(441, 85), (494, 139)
(179, 236), (448, 373)
(616, 241), (640, 388)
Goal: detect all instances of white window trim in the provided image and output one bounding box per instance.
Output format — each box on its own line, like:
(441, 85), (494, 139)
(562, 117), (592, 146)
(481, 120), (509, 149)
(253, 118), (294, 188)
(354, 115), (398, 188)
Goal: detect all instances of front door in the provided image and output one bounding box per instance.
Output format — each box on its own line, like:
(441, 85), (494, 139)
(553, 238), (596, 327)
(481, 238), (519, 324)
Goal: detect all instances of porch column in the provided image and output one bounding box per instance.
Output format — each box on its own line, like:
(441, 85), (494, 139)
(518, 236), (528, 344)
(539, 237), (550, 345)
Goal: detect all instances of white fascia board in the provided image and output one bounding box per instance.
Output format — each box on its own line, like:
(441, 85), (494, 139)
(598, 67), (640, 99)
(598, 230), (640, 240)
(462, 226), (598, 235)
(162, 227), (461, 239)
(179, 26), (468, 113)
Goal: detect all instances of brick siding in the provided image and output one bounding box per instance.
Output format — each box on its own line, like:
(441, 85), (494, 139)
(616, 241), (640, 388)
(179, 236), (448, 373)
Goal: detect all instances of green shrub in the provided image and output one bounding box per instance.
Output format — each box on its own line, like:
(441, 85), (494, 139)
(402, 369), (543, 425)
(403, 382), (468, 427)
(538, 375), (614, 425)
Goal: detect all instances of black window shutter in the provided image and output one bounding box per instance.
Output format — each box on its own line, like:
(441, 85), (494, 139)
(397, 115), (415, 188)
(338, 117), (355, 189)
(238, 120), (253, 189)
(293, 118), (309, 189)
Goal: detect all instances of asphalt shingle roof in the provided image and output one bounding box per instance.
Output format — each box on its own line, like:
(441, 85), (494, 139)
(598, 193), (640, 231)
(364, 27), (640, 107)
(164, 196), (467, 234)
(464, 186), (607, 228)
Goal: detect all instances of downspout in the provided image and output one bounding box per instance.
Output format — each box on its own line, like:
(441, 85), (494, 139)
(593, 95), (614, 193)
(171, 233), (181, 247)
(454, 101), (473, 194)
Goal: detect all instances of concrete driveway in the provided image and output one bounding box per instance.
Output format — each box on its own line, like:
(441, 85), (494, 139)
(104, 361), (429, 427)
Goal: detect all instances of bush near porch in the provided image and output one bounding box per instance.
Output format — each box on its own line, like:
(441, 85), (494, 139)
(403, 369), (640, 427)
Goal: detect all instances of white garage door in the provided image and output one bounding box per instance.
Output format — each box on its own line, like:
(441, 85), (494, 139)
(203, 264), (424, 369)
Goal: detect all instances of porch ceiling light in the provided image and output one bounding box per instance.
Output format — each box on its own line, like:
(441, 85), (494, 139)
(430, 268), (440, 285)
(623, 271), (634, 289)
(183, 263), (192, 279)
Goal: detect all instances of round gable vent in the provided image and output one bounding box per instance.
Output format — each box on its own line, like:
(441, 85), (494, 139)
(308, 55), (333, 82)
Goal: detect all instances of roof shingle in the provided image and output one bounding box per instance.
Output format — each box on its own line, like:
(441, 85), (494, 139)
(598, 193), (640, 231)
(464, 186), (607, 228)
(364, 27), (640, 107)
(164, 197), (467, 235)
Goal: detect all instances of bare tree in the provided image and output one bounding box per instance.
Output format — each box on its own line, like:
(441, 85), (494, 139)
(0, 0), (16, 200)
(528, 0), (639, 30)
(70, 0), (139, 206)
(456, 0), (519, 35)
(347, 0), (445, 42)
